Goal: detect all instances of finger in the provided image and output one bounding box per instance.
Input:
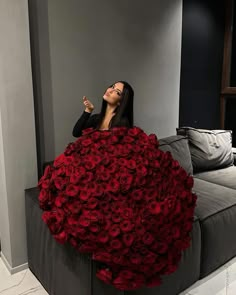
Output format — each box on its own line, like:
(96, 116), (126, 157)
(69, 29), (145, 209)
(83, 96), (87, 101)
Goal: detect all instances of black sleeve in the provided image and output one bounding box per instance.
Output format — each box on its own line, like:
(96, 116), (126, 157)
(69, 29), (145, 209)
(72, 111), (100, 137)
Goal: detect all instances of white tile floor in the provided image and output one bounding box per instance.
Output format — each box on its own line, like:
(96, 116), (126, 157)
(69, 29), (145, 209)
(1, 256), (236, 295)
(0, 258), (48, 295)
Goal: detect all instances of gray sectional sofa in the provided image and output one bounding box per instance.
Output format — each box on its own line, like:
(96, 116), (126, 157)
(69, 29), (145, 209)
(25, 127), (236, 295)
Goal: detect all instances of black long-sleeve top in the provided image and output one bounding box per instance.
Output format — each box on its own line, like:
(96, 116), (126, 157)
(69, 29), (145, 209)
(72, 111), (130, 138)
(72, 111), (100, 137)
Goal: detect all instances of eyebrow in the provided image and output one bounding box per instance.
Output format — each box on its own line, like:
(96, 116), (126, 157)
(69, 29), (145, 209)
(113, 85), (122, 93)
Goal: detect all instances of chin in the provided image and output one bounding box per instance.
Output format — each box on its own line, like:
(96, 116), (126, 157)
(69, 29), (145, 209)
(103, 95), (109, 102)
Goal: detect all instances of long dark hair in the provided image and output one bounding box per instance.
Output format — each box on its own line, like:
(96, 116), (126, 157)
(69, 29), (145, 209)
(98, 81), (134, 128)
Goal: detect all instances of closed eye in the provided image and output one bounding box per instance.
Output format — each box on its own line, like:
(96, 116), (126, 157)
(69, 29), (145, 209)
(112, 85), (122, 96)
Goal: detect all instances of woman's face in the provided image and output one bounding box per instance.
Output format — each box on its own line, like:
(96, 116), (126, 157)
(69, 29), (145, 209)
(103, 82), (124, 106)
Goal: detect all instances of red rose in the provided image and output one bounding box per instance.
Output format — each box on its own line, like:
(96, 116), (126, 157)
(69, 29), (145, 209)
(78, 216), (90, 227)
(109, 224), (121, 237)
(119, 270), (134, 280)
(64, 155), (74, 165)
(126, 159), (136, 170)
(157, 242), (168, 254)
(41, 179), (50, 189)
(53, 154), (66, 167)
(65, 200), (81, 214)
(71, 157), (81, 167)
(108, 162), (118, 173)
(136, 165), (148, 177)
(122, 208), (133, 219)
(54, 177), (68, 190)
(100, 201), (109, 212)
(96, 269), (112, 285)
(131, 189), (143, 201)
(135, 224), (145, 236)
(137, 132), (149, 145)
(123, 135), (135, 143)
(42, 210), (64, 234)
(148, 201), (161, 215)
(79, 189), (90, 201)
(84, 157), (96, 170)
(120, 174), (133, 192)
(148, 133), (159, 146)
(97, 231), (109, 244)
(112, 127), (127, 136)
(108, 179), (120, 193)
(142, 232), (154, 245)
(92, 251), (112, 263)
(82, 127), (94, 135)
(55, 166), (66, 177)
(108, 135), (119, 144)
(112, 254), (125, 266)
(100, 130), (111, 138)
(129, 253), (142, 265)
(103, 219), (111, 231)
(120, 220), (134, 232)
(90, 131), (101, 141)
(70, 174), (81, 185)
(90, 224), (100, 233)
(110, 239), (122, 249)
(53, 231), (68, 244)
(87, 197), (98, 209)
(65, 184), (80, 197)
(132, 144), (141, 154)
(87, 182), (98, 194)
(123, 233), (134, 247)
(74, 166), (86, 176)
(100, 169), (111, 182)
(67, 216), (78, 226)
(145, 252), (157, 264)
(81, 138), (93, 147)
(111, 213), (122, 223)
(185, 176), (194, 188)
(55, 195), (67, 207)
(38, 189), (51, 206)
(128, 127), (142, 137)
(65, 165), (74, 176)
(78, 242), (96, 253)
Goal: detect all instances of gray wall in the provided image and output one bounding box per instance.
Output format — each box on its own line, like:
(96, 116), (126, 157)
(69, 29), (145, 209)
(31, 0), (182, 165)
(0, 0), (38, 271)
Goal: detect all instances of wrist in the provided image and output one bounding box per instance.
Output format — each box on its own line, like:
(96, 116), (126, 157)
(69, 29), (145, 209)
(85, 108), (93, 113)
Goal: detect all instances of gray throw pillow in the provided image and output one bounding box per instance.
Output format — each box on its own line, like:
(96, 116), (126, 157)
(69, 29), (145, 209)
(159, 135), (193, 175)
(177, 127), (234, 173)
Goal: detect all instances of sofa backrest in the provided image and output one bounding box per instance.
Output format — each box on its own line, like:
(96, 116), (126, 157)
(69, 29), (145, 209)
(159, 135), (193, 175)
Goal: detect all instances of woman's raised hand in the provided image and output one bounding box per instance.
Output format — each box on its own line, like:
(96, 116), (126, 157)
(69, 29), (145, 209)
(83, 96), (94, 113)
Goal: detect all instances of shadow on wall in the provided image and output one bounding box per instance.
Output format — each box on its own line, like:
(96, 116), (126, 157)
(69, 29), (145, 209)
(28, 0), (55, 178)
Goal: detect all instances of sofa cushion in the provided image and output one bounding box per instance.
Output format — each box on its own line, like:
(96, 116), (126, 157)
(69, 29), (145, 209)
(177, 127), (234, 173)
(195, 166), (236, 190)
(193, 178), (236, 277)
(159, 135), (193, 175)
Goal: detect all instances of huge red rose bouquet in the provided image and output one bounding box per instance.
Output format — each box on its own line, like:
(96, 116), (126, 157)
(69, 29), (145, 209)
(38, 127), (197, 291)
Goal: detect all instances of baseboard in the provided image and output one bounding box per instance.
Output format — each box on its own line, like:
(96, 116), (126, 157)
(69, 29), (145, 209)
(0, 251), (28, 274)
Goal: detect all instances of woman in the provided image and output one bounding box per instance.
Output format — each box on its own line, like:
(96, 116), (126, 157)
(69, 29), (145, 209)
(39, 79), (196, 290)
(72, 81), (134, 137)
